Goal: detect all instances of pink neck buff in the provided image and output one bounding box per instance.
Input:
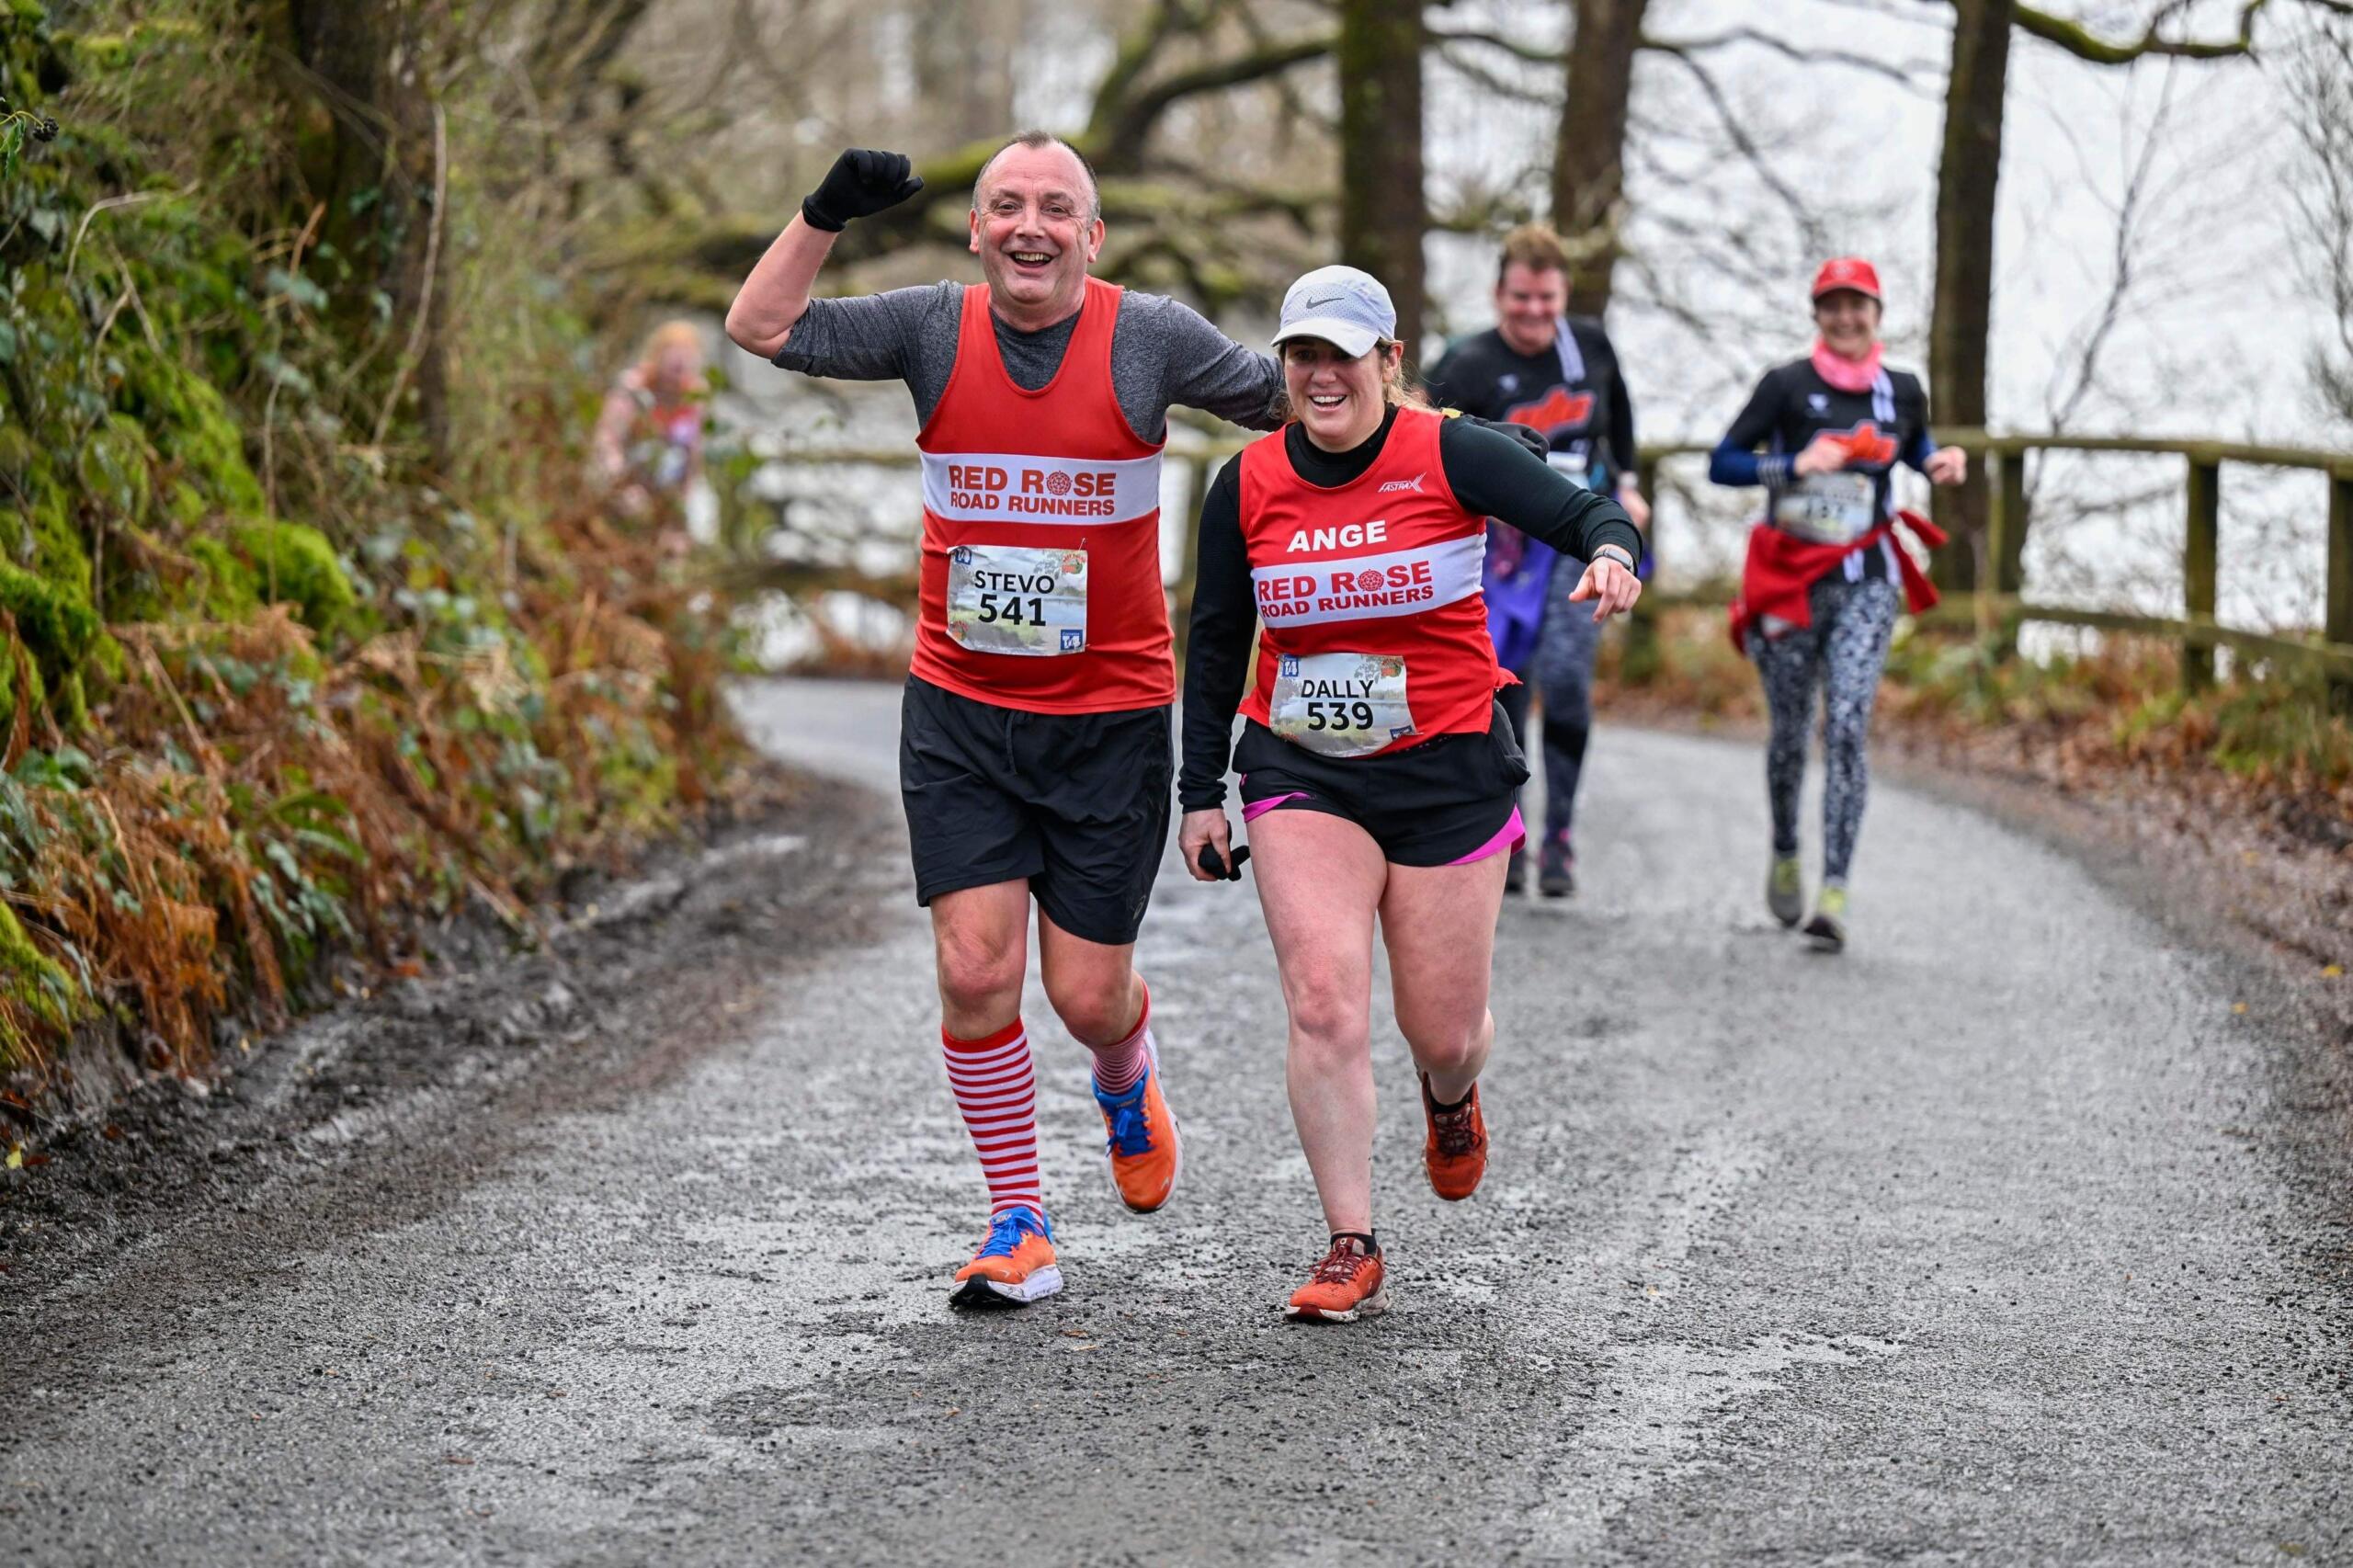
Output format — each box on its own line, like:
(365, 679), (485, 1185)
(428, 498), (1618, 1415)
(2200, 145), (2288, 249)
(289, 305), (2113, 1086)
(1812, 337), (1883, 393)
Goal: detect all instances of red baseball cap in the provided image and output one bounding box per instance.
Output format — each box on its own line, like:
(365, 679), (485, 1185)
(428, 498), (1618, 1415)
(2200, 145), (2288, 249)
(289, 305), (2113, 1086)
(1810, 256), (1882, 302)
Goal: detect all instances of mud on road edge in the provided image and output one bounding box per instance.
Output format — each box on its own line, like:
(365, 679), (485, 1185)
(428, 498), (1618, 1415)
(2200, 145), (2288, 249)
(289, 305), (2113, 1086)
(0, 762), (902, 1330)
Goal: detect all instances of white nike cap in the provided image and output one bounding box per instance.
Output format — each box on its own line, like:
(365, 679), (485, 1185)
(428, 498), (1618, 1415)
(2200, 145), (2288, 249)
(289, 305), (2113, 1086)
(1271, 265), (1396, 358)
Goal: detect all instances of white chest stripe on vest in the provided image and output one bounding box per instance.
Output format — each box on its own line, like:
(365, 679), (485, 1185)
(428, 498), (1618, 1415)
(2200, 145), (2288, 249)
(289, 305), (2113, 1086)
(919, 449), (1163, 526)
(1250, 533), (1485, 629)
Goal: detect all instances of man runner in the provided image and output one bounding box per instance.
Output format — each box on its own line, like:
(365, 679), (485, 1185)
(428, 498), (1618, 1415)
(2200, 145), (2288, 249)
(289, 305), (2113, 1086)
(724, 135), (1283, 1310)
(1424, 224), (1650, 898)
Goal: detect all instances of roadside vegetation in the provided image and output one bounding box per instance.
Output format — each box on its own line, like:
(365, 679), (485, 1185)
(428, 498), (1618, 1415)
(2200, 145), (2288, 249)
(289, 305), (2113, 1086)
(0, 6), (745, 1103)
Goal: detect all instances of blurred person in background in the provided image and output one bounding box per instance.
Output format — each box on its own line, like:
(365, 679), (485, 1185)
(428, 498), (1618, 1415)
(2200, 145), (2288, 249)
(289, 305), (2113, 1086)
(592, 319), (715, 544)
(1424, 224), (1648, 900)
(1712, 258), (1965, 953)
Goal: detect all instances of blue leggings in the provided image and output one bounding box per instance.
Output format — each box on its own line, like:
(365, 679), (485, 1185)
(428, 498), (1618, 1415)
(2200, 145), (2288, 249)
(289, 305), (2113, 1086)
(1497, 557), (1601, 846)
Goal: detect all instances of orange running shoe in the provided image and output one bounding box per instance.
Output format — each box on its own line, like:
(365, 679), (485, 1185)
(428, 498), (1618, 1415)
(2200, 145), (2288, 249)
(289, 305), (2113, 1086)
(1285, 1237), (1388, 1323)
(1093, 1051), (1182, 1213)
(949, 1208), (1063, 1311)
(1421, 1072), (1489, 1201)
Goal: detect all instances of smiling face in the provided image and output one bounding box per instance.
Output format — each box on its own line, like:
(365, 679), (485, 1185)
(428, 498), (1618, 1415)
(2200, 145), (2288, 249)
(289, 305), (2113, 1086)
(1282, 337), (1397, 451)
(1496, 261), (1568, 357)
(1813, 290), (1881, 358)
(968, 142), (1104, 329)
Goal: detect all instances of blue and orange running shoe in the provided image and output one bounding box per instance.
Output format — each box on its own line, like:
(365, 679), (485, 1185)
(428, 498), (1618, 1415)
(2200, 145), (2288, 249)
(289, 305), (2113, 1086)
(1094, 1051), (1182, 1213)
(949, 1207), (1063, 1311)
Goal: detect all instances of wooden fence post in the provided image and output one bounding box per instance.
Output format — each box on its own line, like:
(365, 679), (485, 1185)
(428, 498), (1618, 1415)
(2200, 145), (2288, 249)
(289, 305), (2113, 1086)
(1985, 445), (2029, 658)
(1622, 453), (1663, 679)
(2330, 466), (2353, 715)
(2183, 455), (2220, 691)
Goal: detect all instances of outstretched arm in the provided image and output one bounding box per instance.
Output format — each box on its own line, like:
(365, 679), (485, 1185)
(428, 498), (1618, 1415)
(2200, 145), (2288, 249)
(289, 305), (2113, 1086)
(723, 150), (924, 359)
(1441, 419), (1643, 622)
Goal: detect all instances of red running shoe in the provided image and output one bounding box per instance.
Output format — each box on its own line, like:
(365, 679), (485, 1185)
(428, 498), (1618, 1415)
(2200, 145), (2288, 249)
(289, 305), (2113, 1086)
(1421, 1073), (1489, 1201)
(1284, 1237), (1388, 1323)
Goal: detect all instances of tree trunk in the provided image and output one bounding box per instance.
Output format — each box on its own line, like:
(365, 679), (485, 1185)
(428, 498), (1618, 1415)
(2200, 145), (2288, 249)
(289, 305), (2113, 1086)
(1552, 0), (1647, 315)
(285, 0), (450, 473)
(1928, 0), (2015, 594)
(1336, 0), (1427, 358)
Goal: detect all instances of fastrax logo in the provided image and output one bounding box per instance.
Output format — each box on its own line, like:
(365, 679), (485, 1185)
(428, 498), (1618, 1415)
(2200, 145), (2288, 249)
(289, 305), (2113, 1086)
(1377, 472), (1426, 494)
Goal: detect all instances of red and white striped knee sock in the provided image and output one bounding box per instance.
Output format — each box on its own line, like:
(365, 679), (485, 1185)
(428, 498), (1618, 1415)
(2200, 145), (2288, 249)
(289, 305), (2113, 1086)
(942, 1019), (1043, 1221)
(1088, 981), (1154, 1097)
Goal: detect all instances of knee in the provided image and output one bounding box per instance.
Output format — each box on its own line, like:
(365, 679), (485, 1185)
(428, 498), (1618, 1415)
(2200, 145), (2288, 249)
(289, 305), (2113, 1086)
(1285, 978), (1368, 1062)
(1542, 713), (1589, 757)
(1043, 970), (1137, 1046)
(1402, 1012), (1485, 1077)
(1823, 707), (1872, 756)
(937, 926), (1024, 1017)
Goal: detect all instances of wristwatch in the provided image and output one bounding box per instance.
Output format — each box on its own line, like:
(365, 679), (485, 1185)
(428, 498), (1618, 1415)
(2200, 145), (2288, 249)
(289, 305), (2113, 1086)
(1592, 544), (1636, 572)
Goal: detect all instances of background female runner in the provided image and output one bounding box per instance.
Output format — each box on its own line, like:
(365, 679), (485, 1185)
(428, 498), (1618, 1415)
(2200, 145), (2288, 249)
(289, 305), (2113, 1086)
(1176, 266), (1642, 1322)
(1712, 257), (1967, 952)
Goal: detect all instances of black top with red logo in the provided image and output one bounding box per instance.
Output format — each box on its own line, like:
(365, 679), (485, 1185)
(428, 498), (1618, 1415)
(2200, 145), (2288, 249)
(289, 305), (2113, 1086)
(1423, 318), (1636, 489)
(1178, 407), (1641, 811)
(1710, 358), (1936, 585)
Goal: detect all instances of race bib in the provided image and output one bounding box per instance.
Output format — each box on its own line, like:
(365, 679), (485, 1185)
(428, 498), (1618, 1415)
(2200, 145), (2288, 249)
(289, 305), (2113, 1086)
(946, 544), (1087, 656)
(1270, 652), (1413, 758)
(1774, 471), (1877, 545)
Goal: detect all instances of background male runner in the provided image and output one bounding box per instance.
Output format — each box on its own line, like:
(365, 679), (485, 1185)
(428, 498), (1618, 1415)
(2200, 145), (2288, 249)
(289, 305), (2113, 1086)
(1425, 223), (1649, 898)
(726, 135), (1283, 1308)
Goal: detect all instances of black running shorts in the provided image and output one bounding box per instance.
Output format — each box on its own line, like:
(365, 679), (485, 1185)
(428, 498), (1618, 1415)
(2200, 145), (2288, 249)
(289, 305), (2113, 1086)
(1232, 699), (1529, 868)
(899, 675), (1174, 947)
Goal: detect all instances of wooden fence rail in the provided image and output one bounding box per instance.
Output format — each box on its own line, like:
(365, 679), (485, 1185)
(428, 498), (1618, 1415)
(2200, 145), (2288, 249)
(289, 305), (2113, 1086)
(762, 426), (2353, 712)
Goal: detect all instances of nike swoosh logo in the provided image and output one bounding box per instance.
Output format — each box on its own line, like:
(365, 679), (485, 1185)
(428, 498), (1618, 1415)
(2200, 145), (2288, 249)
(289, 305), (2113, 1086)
(1303, 294), (1343, 309)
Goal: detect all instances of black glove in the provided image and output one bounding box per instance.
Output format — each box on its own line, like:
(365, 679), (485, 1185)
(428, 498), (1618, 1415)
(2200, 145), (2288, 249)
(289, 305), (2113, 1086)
(1196, 843), (1251, 881)
(801, 149), (924, 233)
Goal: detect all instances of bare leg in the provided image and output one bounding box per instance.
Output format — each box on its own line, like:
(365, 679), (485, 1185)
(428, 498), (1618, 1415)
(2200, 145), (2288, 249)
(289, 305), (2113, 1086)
(1036, 913), (1145, 1049)
(1380, 851), (1509, 1104)
(1249, 809), (1389, 1237)
(929, 881), (1031, 1039)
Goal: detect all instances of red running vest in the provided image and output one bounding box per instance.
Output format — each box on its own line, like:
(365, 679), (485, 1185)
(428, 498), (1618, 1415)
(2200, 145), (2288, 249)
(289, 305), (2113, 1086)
(911, 277), (1169, 713)
(1236, 407), (1502, 756)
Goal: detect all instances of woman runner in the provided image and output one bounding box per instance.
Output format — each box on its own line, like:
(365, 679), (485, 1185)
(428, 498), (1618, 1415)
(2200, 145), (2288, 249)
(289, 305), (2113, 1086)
(591, 319), (710, 518)
(1177, 267), (1642, 1322)
(1711, 257), (1966, 951)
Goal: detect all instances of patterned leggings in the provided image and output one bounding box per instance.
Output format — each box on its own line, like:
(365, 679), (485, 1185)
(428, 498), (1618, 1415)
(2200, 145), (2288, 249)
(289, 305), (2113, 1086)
(1750, 576), (1898, 882)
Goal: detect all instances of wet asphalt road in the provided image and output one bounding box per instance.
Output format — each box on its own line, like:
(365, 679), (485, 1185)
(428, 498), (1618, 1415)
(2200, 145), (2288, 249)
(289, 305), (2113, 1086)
(6, 676), (2350, 1564)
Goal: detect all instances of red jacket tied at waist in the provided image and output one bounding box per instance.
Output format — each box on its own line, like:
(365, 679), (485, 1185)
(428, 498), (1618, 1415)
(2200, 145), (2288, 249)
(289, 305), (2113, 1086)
(1728, 508), (1948, 654)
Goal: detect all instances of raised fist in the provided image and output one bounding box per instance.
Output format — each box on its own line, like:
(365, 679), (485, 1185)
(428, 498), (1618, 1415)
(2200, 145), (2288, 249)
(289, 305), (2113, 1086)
(801, 149), (925, 232)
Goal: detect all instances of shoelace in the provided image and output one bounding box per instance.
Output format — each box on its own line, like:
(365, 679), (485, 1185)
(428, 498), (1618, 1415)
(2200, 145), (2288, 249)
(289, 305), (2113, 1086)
(1432, 1098), (1481, 1157)
(976, 1210), (1041, 1259)
(1311, 1245), (1372, 1286)
(1104, 1088), (1154, 1158)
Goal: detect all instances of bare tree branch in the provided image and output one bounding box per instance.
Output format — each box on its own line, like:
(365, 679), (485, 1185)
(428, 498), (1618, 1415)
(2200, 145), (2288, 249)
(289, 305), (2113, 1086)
(2010, 0), (2267, 63)
(1646, 45), (1828, 260)
(1643, 26), (1945, 93)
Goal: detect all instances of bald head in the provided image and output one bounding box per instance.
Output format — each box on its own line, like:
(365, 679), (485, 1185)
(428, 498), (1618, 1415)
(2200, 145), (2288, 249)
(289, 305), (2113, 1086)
(974, 132), (1101, 223)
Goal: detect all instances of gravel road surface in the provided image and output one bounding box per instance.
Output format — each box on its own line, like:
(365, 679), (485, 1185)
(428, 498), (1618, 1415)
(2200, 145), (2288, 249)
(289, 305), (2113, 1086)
(5, 676), (2347, 1564)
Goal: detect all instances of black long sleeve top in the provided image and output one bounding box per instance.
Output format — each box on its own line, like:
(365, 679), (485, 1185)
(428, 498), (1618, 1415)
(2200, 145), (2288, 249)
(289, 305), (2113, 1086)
(1178, 408), (1643, 810)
